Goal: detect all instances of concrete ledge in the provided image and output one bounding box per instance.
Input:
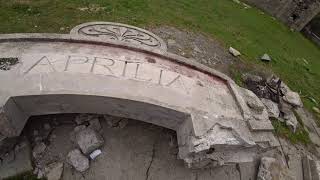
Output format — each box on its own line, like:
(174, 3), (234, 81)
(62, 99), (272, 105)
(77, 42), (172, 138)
(0, 22), (278, 168)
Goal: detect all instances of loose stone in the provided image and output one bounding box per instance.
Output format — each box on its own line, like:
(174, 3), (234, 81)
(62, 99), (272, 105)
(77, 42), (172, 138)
(45, 162), (64, 180)
(261, 53), (271, 62)
(76, 128), (104, 155)
(88, 118), (102, 131)
(67, 149), (89, 172)
(229, 47), (241, 56)
(283, 91), (303, 107)
(261, 98), (280, 118)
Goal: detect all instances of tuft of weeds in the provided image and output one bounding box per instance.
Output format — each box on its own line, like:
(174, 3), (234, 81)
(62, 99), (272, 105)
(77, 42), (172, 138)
(271, 117), (311, 145)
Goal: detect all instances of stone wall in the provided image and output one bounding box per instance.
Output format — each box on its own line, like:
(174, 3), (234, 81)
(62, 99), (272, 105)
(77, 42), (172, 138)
(242, 0), (320, 31)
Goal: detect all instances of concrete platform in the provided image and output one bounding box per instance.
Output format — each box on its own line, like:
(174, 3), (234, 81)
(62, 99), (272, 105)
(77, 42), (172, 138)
(0, 22), (278, 168)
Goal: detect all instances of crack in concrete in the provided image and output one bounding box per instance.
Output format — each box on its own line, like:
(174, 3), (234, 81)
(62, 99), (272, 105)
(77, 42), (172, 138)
(145, 142), (156, 180)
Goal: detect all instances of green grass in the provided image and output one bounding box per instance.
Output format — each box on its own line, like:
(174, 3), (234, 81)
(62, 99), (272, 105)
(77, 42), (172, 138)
(271, 116), (311, 145)
(0, 0), (319, 115)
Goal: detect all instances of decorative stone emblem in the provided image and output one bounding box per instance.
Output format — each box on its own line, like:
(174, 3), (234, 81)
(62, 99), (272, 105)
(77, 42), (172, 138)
(70, 22), (167, 51)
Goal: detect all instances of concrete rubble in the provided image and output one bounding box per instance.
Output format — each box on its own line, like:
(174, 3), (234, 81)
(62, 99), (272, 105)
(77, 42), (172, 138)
(45, 162), (64, 180)
(257, 157), (294, 180)
(76, 128), (104, 155)
(67, 149), (90, 172)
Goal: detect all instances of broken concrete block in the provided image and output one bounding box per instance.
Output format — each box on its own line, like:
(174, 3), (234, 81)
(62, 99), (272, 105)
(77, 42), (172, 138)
(283, 91), (303, 107)
(302, 156), (320, 180)
(0, 141), (33, 179)
(45, 162), (64, 180)
(67, 149), (89, 172)
(76, 128), (104, 155)
(257, 157), (294, 180)
(261, 98), (280, 118)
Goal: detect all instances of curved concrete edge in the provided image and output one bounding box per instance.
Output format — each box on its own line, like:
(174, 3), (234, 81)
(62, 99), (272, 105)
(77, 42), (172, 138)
(70, 21), (168, 51)
(0, 33), (250, 120)
(0, 33), (277, 168)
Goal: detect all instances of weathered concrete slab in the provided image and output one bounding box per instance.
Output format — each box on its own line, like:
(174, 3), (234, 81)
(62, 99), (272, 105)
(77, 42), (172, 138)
(0, 22), (278, 168)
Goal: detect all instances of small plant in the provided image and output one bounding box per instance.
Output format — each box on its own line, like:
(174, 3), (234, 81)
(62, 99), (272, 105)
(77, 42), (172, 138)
(271, 117), (311, 145)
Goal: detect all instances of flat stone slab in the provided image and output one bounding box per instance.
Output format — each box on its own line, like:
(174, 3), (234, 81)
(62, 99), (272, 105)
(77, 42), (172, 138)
(0, 22), (277, 168)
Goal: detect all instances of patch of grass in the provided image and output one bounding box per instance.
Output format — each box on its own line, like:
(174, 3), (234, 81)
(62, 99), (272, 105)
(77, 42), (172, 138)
(3, 171), (45, 180)
(271, 117), (311, 145)
(0, 0), (319, 119)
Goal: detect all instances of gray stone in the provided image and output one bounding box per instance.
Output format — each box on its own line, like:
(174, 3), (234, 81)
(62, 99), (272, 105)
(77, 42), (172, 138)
(280, 101), (298, 132)
(76, 128), (104, 155)
(229, 47), (241, 56)
(257, 157), (294, 180)
(104, 115), (128, 129)
(88, 118), (101, 131)
(67, 149), (89, 172)
(45, 162), (64, 180)
(261, 53), (271, 62)
(261, 98), (280, 118)
(75, 114), (97, 125)
(0, 141), (33, 179)
(302, 156), (320, 180)
(32, 142), (47, 159)
(283, 91), (303, 107)
(70, 125), (87, 142)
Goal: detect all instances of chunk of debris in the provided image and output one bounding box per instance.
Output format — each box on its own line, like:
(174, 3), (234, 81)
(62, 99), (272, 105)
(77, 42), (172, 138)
(302, 156), (320, 180)
(45, 162), (64, 180)
(70, 125), (86, 143)
(257, 157), (294, 180)
(88, 118), (102, 131)
(0, 141), (33, 179)
(89, 149), (102, 160)
(67, 149), (89, 172)
(283, 91), (303, 107)
(103, 115), (129, 129)
(261, 98), (280, 118)
(76, 128), (104, 155)
(74, 114), (98, 125)
(280, 101), (298, 132)
(261, 53), (271, 62)
(229, 47), (241, 57)
(32, 142), (47, 159)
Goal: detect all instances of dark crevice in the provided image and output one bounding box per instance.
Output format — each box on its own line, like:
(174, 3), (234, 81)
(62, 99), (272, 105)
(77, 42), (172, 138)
(145, 141), (156, 180)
